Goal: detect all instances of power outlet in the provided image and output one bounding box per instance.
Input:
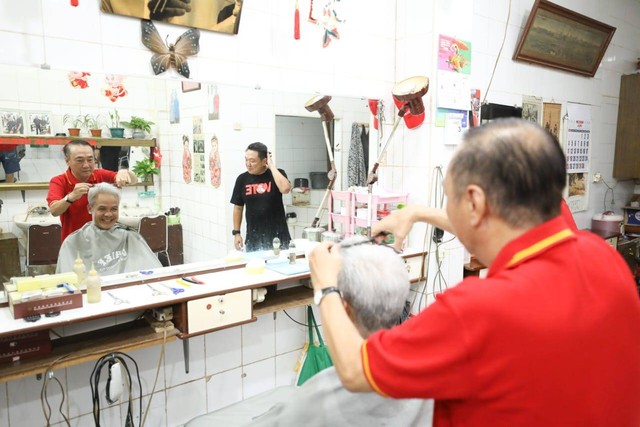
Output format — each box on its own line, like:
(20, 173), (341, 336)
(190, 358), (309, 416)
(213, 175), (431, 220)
(593, 172), (602, 183)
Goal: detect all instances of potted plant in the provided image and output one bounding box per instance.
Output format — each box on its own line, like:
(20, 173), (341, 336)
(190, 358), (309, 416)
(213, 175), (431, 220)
(63, 113), (85, 136)
(120, 116), (155, 139)
(87, 114), (103, 137)
(109, 110), (124, 138)
(132, 157), (159, 182)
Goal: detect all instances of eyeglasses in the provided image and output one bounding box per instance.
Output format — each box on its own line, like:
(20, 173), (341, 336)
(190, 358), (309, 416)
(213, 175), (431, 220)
(339, 233), (402, 255)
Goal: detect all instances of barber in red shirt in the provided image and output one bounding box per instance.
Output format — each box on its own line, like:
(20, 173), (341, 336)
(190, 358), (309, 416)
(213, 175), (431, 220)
(47, 140), (137, 241)
(309, 119), (640, 426)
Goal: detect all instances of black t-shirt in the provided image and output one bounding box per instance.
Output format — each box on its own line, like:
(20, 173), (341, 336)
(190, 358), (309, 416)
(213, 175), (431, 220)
(230, 169), (291, 251)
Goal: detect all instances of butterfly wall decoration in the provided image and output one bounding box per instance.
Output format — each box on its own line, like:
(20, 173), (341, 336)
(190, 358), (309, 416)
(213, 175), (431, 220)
(141, 19), (200, 79)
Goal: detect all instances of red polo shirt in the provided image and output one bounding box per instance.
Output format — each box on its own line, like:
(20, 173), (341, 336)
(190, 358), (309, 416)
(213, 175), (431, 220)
(47, 168), (117, 241)
(363, 215), (640, 426)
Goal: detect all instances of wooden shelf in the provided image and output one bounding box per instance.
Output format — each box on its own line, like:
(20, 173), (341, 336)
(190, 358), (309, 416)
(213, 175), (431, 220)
(253, 286), (313, 316)
(0, 319), (177, 384)
(2, 181), (154, 191)
(0, 135), (155, 147)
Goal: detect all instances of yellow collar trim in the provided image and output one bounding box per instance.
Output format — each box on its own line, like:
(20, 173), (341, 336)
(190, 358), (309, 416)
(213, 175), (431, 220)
(361, 342), (388, 397)
(506, 229), (573, 268)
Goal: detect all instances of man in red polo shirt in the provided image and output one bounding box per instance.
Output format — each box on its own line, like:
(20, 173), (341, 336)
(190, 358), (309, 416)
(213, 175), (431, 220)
(47, 140), (137, 241)
(309, 119), (640, 426)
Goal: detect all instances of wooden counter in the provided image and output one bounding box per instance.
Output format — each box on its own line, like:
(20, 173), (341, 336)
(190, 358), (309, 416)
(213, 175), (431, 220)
(0, 247), (426, 382)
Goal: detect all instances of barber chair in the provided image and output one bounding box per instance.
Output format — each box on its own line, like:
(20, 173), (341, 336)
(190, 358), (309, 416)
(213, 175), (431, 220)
(26, 224), (62, 275)
(138, 215), (170, 266)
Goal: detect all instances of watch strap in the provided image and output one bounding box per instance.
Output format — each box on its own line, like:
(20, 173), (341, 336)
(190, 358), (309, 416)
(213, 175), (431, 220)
(232, 229), (241, 236)
(315, 286), (341, 305)
(65, 195), (74, 204)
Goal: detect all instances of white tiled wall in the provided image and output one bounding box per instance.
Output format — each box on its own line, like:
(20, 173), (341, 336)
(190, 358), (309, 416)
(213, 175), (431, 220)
(1, 0), (639, 425)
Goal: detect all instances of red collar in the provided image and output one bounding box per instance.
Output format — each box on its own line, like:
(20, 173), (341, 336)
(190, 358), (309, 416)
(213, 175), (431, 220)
(64, 168), (97, 185)
(488, 216), (575, 277)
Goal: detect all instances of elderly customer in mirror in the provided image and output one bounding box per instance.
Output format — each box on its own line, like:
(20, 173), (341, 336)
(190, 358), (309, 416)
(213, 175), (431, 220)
(187, 236), (431, 427)
(230, 142), (291, 252)
(309, 119), (640, 426)
(47, 140), (137, 242)
(56, 183), (161, 276)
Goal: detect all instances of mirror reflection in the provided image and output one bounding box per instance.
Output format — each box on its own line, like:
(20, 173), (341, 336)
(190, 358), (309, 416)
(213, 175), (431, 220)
(0, 63), (374, 269)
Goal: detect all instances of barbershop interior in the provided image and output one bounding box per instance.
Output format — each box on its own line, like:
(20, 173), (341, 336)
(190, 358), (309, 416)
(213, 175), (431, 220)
(0, 0), (639, 426)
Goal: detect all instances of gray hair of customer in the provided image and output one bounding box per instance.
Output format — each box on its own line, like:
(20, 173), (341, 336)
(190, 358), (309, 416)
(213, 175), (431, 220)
(338, 236), (410, 337)
(88, 182), (121, 208)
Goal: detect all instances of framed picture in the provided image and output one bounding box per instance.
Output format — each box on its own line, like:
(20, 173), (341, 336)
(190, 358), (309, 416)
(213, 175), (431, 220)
(513, 0), (616, 77)
(27, 111), (52, 136)
(182, 81), (202, 93)
(102, 0), (244, 35)
(0, 110), (25, 135)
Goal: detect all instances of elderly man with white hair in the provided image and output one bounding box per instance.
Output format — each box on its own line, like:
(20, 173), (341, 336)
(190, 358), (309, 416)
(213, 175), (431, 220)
(56, 182), (162, 276)
(186, 236), (431, 427)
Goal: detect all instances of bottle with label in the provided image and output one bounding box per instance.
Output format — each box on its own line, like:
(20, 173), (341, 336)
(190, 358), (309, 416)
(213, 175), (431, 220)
(86, 263), (102, 304)
(73, 252), (86, 287)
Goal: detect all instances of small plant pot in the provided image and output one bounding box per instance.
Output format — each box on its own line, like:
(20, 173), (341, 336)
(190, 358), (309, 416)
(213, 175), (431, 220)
(110, 127), (125, 138)
(90, 129), (102, 137)
(68, 128), (81, 137)
(132, 130), (146, 140)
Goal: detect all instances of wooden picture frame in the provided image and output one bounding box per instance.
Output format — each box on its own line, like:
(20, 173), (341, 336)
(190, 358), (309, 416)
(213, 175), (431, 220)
(181, 81), (202, 93)
(513, 0), (616, 77)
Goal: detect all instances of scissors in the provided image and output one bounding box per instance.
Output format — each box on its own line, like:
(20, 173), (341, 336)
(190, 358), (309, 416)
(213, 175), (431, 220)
(181, 276), (205, 285)
(107, 292), (130, 305)
(146, 284), (166, 296)
(161, 283), (184, 295)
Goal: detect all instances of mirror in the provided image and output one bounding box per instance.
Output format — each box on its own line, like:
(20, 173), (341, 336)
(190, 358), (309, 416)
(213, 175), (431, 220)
(0, 64), (374, 264)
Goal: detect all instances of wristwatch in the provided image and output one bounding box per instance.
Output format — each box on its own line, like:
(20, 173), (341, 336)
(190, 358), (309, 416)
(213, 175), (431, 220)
(232, 229), (241, 236)
(64, 195), (75, 204)
(314, 287), (341, 305)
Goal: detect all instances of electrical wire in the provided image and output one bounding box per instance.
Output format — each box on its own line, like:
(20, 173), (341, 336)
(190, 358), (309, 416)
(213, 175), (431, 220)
(41, 372), (71, 427)
(481, 0), (512, 104)
(140, 325), (168, 427)
(90, 352), (142, 427)
(283, 308), (321, 327)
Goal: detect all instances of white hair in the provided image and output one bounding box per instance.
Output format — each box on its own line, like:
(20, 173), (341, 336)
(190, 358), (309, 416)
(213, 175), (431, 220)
(88, 182), (120, 207)
(338, 236), (410, 337)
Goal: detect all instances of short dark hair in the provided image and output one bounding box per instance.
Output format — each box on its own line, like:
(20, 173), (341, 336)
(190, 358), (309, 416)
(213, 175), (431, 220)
(246, 142), (268, 160)
(448, 118), (565, 228)
(63, 140), (92, 158)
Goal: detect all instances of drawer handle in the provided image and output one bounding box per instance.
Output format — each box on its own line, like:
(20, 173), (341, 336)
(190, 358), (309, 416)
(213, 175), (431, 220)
(219, 309), (225, 315)
(218, 297), (224, 303)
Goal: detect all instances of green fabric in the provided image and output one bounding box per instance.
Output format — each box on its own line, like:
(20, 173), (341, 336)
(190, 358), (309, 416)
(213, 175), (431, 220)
(297, 306), (333, 386)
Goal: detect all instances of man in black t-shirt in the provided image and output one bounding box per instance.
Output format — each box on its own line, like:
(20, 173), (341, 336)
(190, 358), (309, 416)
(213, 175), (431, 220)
(230, 142), (292, 251)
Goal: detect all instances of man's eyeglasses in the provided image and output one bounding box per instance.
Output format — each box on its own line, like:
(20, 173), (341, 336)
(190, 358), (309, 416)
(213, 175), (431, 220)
(339, 233), (402, 255)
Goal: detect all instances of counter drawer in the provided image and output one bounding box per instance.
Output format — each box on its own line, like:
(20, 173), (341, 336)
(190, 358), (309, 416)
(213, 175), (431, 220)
(187, 289), (252, 334)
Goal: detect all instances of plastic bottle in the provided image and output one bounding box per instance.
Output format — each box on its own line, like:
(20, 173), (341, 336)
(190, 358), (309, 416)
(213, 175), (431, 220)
(288, 241), (297, 264)
(86, 263), (102, 303)
(73, 252), (86, 286)
(272, 237), (281, 256)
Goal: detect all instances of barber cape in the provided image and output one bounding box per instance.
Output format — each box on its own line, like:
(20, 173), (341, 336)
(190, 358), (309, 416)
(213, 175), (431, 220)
(56, 222), (162, 276)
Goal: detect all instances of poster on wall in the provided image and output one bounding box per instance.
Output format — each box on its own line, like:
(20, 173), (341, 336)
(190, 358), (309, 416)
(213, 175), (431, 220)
(100, 0), (244, 35)
(207, 84), (220, 120)
(193, 117), (205, 184)
(182, 135), (192, 184)
(565, 102), (592, 213)
(542, 102), (562, 141)
(522, 96), (543, 125)
(209, 135), (221, 188)
(436, 35), (472, 111)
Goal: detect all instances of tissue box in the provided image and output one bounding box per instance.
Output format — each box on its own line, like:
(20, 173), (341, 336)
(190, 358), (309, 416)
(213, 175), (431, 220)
(8, 287), (83, 320)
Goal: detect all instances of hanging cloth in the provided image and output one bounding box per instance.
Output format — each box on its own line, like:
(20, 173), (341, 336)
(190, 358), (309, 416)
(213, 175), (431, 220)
(348, 123), (367, 187)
